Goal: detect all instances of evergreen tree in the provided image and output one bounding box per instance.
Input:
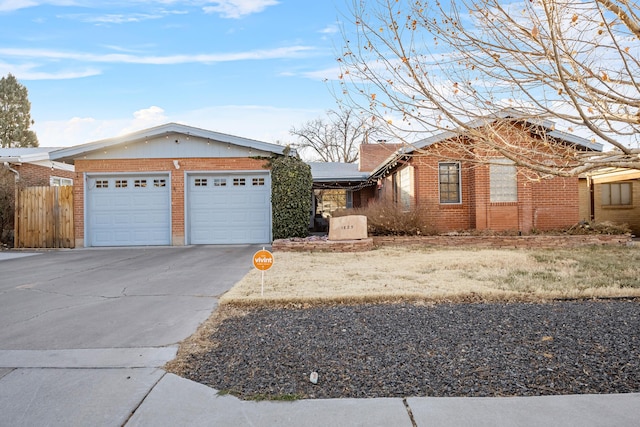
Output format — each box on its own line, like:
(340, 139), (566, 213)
(0, 73), (38, 148)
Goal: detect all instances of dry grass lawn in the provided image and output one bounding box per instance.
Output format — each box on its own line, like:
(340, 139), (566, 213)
(220, 245), (640, 306)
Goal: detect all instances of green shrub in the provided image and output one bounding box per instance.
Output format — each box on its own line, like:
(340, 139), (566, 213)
(334, 200), (434, 236)
(270, 152), (312, 240)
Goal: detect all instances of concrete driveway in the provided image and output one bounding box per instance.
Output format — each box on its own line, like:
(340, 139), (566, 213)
(0, 245), (259, 426)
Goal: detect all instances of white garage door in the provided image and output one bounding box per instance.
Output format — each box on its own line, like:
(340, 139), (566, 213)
(86, 174), (171, 246)
(188, 172), (271, 244)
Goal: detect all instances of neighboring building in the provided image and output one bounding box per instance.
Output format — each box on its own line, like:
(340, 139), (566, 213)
(51, 123), (289, 248)
(579, 168), (640, 236)
(0, 147), (75, 187)
(345, 117), (603, 234)
(0, 147), (75, 244)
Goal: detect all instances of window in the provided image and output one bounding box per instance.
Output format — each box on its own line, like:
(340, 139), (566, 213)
(115, 179), (128, 188)
(490, 158), (517, 202)
(213, 178), (227, 187)
(96, 180), (109, 189)
(233, 178), (246, 186)
(195, 178), (207, 187)
(134, 179), (147, 188)
(154, 179), (166, 187)
(252, 177), (265, 186)
(439, 163), (461, 204)
(393, 167), (412, 210)
(50, 177), (73, 186)
(601, 182), (632, 206)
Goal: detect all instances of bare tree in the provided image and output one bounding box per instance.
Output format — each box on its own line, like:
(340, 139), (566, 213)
(290, 108), (381, 163)
(338, 0), (640, 175)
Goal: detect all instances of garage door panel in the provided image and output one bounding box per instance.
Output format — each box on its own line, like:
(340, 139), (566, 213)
(87, 174), (170, 247)
(188, 173), (270, 244)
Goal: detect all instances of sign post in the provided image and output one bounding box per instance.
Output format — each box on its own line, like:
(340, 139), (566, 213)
(253, 247), (274, 296)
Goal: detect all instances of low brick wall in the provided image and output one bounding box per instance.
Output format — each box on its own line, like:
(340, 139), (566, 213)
(272, 234), (633, 252)
(373, 234), (633, 249)
(272, 238), (374, 252)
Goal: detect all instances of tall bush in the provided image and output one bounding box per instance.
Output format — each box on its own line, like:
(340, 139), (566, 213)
(270, 151), (312, 239)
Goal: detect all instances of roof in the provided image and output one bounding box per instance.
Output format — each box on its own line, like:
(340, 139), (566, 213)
(0, 147), (64, 162)
(369, 113), (605, 179)
(585, 168), (640, 184)
(411, 111), (603, 153)
(50, 122), (292, 162)
(309, 162), (370, 182)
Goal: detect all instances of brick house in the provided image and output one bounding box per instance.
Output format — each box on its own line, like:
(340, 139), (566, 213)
(1, 148), (75, 241)
(579, 168), (640, 236)
(0, 147), (75, 187)
(352, 118), (603, 234)
(51, 123), (289, 248)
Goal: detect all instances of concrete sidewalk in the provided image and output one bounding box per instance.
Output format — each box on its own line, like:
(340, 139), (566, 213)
(127, 373), (640, 427)
(2, 346), (639, 427)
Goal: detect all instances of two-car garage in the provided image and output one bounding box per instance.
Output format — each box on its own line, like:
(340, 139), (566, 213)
(85, 171), (271, 247)
(58, 122), (287, 248)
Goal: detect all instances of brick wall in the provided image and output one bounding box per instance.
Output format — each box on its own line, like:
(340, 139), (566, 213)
(411, 155), (475, 232)
(272, 234), (632, 252)
(371, 134), (584, 234)
(15, 163), (76, 187)
(373, 234), (632, 249)
(358, 143), (403, 172)
(531, 176), (580, 230)
(74, 157), (269, 247)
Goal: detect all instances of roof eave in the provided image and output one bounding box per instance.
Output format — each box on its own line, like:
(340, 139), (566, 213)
(50, 123), (291, 161)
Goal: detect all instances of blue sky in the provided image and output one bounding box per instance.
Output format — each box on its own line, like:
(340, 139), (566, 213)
(0, 0), (348, 148)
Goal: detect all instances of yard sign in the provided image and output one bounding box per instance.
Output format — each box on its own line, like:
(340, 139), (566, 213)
(253, 248), (274, 296)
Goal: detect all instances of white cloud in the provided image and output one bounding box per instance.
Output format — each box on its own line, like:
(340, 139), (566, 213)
(0, 45), (315, 66)
(203, 0), (279, 19)
(59, 8), (188, 24)
(63, 12), (165, 24)
(0, 60), (101, 80)
(119, 106), (168, 134)
(319, 24), (339, 35)
(0, 0), (76, 12)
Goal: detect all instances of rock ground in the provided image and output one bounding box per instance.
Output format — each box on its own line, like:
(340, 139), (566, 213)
(178, 300), (640, 399)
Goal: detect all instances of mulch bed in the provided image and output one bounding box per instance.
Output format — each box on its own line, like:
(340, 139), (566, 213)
(177, 300), (640, 400)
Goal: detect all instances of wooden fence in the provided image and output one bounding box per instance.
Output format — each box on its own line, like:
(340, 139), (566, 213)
(15, 186), (74, 248)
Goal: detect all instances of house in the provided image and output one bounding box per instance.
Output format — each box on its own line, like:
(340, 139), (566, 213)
(50, 123), (290, 248)
(579, 168), (640, 236)
(0, 147), (75, 187)
(1, 147), (75, 243)
(349, 117), (603, 234)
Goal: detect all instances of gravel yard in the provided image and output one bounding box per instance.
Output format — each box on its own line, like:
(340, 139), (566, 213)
(176, 299), (640, 400)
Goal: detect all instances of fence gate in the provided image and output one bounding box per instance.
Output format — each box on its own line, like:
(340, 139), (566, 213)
(15, 186), (74, 248)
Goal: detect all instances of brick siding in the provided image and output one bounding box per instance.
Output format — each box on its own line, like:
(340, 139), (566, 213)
(358, 143), (403, 172)
(361, 129), (584, 234)
(14, 163), (75, 187)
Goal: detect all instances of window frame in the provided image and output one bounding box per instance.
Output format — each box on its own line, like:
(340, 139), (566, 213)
(50, 176), (73, 187)
(601, 182), (632, 207)
(438, 162), (462, 204)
